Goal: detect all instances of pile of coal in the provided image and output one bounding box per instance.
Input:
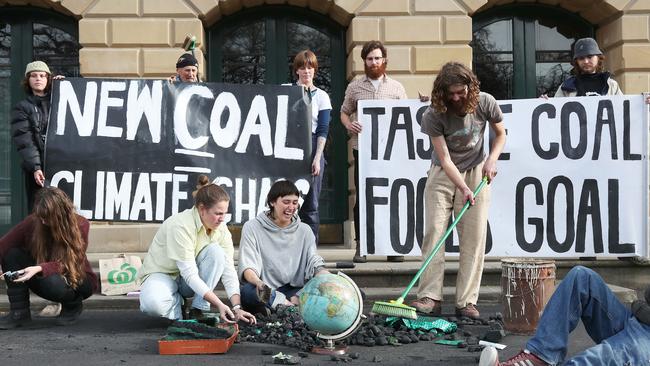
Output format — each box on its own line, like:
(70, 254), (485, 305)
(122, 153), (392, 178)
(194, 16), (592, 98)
(238, 306), (505, 353)
(238, 305), (325, 351)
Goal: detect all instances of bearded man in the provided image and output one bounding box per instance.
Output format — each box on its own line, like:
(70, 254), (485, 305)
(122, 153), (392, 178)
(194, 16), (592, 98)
(409, 62), (506, 319)
(340, 40), (408, 263)
(553, 37), (621, 97)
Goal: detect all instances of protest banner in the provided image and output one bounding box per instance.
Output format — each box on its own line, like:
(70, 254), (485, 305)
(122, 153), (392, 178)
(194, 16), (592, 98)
(358, 95), (648, 258)
(45, 78), (312, 223)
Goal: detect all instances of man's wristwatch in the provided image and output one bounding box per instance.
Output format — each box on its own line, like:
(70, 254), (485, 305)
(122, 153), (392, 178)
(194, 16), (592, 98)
(232, 304), (242, 311)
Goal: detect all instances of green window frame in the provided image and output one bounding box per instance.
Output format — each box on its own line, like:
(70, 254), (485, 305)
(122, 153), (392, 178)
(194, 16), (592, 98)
(472, 4), (594, 99)
(207, 6), (348, 225)
(0, 7), (79, 234)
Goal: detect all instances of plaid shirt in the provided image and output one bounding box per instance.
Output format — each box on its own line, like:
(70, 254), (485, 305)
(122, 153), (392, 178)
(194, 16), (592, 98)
(341, 74), (407, 149)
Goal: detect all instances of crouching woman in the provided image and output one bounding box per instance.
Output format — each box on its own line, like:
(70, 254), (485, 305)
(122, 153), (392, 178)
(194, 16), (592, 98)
(0, 187), (97, 329)
(139, 175), (255, 324)
(238, 180), (329, 314)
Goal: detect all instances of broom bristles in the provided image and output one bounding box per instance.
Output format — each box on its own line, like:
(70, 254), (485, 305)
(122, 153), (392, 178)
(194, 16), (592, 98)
(371, 300), (417, 319)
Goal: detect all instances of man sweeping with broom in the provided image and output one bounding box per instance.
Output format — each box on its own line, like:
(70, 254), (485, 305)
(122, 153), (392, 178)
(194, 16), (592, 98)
(408, 61), (506, 319)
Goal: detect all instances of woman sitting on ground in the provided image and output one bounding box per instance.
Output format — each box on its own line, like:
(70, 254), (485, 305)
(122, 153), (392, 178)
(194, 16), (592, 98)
(139, 175), (256, 324)
(238, 180), (328, 314)
(0, 187), (97, 329)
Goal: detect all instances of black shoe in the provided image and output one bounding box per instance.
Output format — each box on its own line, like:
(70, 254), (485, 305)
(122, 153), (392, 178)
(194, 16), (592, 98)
(56, 302), (83, 326)
(387, 256), (404, 262)
(0, 309), (32, 329)
(256, 284), (272, 305)
(353, 254), (367, 263)
(188, 308), (204, 320)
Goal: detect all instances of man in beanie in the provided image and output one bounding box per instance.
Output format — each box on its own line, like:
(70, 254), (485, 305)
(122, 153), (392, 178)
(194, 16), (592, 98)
(170, 53), (199, 83)
(479, 266), (650, 365)
(554, 37), (621, 97)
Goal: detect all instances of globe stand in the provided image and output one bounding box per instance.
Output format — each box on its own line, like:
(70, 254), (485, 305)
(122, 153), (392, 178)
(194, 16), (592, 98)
(311, 339), (348, 355)
(309, 272), (365, 356)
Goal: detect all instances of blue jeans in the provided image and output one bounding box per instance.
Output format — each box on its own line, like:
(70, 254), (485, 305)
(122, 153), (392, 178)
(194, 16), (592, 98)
(299, 136), (326, 244)
(139, 243), (226, 320)
(527, 266), (650, 365)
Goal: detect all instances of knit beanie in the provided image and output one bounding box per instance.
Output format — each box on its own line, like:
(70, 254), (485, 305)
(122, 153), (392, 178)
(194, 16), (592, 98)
(176, 53), (199, 69)
(25, 61), (51, 76)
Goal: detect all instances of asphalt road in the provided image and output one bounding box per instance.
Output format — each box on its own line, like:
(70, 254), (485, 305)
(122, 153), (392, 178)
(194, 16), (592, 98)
(0, 307), (594, 366)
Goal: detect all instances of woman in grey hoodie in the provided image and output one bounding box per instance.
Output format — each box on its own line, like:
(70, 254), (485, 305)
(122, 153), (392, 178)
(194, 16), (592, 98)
(238, 180), (328, 314)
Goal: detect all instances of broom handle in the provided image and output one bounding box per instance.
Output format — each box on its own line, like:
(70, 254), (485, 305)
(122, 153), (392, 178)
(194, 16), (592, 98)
(397, 176), (488, 302)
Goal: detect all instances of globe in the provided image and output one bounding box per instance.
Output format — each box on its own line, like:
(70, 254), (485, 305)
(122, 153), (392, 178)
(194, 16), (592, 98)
(298, 272), (363, 336)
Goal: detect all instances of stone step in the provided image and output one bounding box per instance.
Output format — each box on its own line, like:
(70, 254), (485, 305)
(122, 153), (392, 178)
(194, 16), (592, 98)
(82, 252), (650, 291)
(87, 223), (346, 253)
(0, 283), (636, 312)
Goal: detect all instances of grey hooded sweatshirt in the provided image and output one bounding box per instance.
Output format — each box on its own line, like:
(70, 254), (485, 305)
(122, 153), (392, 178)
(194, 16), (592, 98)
(238, 212), (325, 290)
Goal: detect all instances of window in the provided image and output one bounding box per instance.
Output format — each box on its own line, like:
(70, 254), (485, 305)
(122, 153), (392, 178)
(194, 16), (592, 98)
(0, 8), (79, 233)
(208, 6), (347, 226)
(472, 5), (593, 99)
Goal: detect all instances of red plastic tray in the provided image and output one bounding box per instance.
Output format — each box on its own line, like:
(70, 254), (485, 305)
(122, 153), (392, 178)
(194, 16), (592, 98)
(158, 323), (239, 355)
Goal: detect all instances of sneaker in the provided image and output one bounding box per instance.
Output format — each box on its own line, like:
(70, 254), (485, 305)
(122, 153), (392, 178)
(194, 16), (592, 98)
(409, 297), (441, 315)
(501, 350), (549, 366)
(455, 304), (480, 319)
(56, 302), (83, 326)
(478, 346), (499, 366)
(387, 256), (404, 262)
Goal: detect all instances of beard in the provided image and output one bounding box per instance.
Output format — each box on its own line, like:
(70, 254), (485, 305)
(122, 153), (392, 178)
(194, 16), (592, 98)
(364, 62), (387, 79)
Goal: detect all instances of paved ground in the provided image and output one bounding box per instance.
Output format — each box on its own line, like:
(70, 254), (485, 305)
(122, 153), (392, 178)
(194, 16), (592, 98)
(0, 305), (595, 366)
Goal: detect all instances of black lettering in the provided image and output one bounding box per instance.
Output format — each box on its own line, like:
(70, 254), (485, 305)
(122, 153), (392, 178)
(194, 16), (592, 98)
(390, 179), (415, 254)
(365, 177), (389, 254)
(576, 179), (603, 253)
(363, 107), (386, 160)
(592, 100), (617, 160)
(608, 179), (635, 253)
(547, 176), (575, 253)
(515, 177), (544, 252)
(623, 100), (642, 160)
(415, 176), (427, 248)
(485, 220), (493, 254)
(497, 103), (511, 160)
(415, 106), (432, 160)
(531, 104), (558, 159)
(384, 107), (415, 160)
(561, 102), (587, 159)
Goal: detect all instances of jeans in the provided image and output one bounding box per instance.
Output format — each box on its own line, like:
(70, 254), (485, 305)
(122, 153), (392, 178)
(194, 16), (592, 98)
(527, 266), (650, 365)
(1, 247), (93, 309)
(240, 282), (302, 314)
(299, 136), (326, 244)
(139, 243), (226, 320)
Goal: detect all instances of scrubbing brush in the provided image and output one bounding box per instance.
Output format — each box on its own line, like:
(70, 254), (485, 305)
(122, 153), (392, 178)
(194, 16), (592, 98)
(371, 176), (489, 319)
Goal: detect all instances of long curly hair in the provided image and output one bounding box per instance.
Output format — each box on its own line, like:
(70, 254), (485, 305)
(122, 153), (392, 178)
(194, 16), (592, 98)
(431, 62), (481, 115)
(31, 187), (86, 288)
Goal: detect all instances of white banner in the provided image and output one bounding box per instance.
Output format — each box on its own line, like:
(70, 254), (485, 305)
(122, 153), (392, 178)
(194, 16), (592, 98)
(358, 95), (648, 258)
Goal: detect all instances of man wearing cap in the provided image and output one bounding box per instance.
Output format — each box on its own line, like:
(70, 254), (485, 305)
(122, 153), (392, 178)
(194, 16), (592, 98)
(554, 37), (622, 97)
(170, 53), (199, 83)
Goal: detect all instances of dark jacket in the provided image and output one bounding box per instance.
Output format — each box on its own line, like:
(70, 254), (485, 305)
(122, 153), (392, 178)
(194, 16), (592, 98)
(554, 72), (622, 97)
(10, 94), (50, 173)
(0, 214), (98, 293)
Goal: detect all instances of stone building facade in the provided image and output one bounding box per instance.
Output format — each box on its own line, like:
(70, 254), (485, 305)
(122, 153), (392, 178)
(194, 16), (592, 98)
(1, 0), (649, 249)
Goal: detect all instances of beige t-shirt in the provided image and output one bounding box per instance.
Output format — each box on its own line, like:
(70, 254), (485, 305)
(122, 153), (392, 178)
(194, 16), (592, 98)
(420, 92), (503, 172)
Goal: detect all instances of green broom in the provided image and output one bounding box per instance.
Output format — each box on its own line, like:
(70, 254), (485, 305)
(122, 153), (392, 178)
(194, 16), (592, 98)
(371, 176), (489, 319)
